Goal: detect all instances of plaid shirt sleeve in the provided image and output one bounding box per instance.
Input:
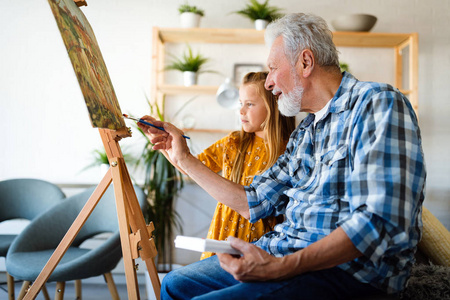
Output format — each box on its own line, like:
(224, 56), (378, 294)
(244, 132), (299, 223)
(340, 87), (426, 267)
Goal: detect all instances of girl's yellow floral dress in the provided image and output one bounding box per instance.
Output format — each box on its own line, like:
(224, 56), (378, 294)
(198, 133), (283, 260)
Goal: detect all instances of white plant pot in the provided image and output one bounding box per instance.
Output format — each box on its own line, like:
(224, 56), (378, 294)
(180, 12), (201, 28)
(183, 71), (198, 86)
(254, 19), (269, 30)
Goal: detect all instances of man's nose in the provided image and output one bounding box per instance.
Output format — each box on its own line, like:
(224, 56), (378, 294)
(265, 75), (274, 90)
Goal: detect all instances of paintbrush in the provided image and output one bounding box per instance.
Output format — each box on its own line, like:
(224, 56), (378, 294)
(123, 114), (190, 139)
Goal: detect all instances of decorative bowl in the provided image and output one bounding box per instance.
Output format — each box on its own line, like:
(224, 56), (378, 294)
(331, 14), (377, 32)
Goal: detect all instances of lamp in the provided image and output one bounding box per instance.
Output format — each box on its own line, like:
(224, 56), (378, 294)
(216, 78), (239, 109)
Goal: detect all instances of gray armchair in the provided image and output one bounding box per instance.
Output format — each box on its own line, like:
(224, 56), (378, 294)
(0, 178), (66, 299)
(6, 184), (146, 299)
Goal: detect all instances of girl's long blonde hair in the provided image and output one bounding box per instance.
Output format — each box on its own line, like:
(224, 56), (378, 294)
(229, 72), (296, 183)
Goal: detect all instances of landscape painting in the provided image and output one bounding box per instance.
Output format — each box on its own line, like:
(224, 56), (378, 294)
(48, 0), (125, 130)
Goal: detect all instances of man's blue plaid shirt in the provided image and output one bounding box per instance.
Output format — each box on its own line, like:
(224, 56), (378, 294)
(244, 72), (426, 294)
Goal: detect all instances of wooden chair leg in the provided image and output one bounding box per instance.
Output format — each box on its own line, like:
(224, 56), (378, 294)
(42, 284), (51, 300)
(54, 282), (65, 300)
(17, 281), (31, 300)
(75, 279), (82, 300)
(104, 272), (120, 300)
(6, 272), (15, 300)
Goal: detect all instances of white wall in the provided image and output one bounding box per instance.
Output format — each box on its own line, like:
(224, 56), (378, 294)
(1, 0), (449, 264)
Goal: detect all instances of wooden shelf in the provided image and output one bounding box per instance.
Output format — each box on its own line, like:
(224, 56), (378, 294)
(156, 27), (414, 48)
(152, 27), (419, 123)
(159, 84), (218, 95)
(157, 28), (265, 44)
(332, 32), (412, 48)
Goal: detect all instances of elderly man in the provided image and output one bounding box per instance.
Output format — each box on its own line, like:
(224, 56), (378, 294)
(140, 13), (426, 300)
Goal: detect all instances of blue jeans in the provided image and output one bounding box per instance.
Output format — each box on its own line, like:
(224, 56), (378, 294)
(161, 256), (385, 300)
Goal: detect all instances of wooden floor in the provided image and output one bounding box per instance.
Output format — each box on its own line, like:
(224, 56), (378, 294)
(0, 279), (149, 300)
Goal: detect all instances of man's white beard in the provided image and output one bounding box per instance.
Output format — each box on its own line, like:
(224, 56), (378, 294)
(277, 85), (303, 117)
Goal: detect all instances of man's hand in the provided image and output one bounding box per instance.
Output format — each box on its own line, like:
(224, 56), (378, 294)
(217, 237), (293, 282)
(217, 227), (362, 283)
(138, 115), (191, 166)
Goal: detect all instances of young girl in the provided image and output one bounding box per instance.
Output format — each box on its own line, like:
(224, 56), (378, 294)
(139, 72), (295, 259)
(196, 71), (295, 259)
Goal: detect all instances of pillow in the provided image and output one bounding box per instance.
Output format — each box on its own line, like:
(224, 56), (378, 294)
(417, 206), (450, 266)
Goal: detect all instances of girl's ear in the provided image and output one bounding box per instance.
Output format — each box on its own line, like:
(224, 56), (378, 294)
(296, 49), (314, 78)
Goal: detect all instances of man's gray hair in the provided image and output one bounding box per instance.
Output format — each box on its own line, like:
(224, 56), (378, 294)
(265, 13), (340, 69)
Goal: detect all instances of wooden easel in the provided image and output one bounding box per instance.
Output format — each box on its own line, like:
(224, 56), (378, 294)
(22, 127), (161, 300)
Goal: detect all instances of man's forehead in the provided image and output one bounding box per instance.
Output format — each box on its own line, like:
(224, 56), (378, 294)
(267, 36), (286, 65)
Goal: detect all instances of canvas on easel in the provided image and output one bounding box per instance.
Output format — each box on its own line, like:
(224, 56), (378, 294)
(48, 0), (124, 130)
(22, 1), (161, 299)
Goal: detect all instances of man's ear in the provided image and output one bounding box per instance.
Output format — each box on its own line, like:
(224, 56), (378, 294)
(297, 49), (314, 77)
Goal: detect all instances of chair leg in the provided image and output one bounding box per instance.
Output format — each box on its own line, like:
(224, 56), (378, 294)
(42, 284), (50, 300)
(75, 279), (82, 300)
(54, 282), (65, 300)
(15, 281), (50, 300)
(17, 281), (31, 300)
(6, 272), (14, 300)
(104, 272), (120, 300)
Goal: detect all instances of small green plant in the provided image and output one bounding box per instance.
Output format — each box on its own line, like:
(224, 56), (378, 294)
(234, 0), (283, 22)
(339, 62), (350, 73)
(178, 3), (204, 16)
(82, 148), (135, 171)
(165, 45), (214, 73)
(87, 149), (109, 167)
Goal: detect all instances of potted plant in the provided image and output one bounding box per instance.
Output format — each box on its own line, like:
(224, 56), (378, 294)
(133, 97), (185, 273)
(165, 45), (215, 86)
(178, 3), (204, 28)
(82, 148), (134, 177)
(234, 0), (283, 30)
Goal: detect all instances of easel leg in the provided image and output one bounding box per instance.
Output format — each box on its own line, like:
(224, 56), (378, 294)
(20, 128), (162, 300)
(110, 158), (161, 300)
(22, 172), (113, 300)
(119, 159), (161, 299)
(110, 162), (141, 299)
